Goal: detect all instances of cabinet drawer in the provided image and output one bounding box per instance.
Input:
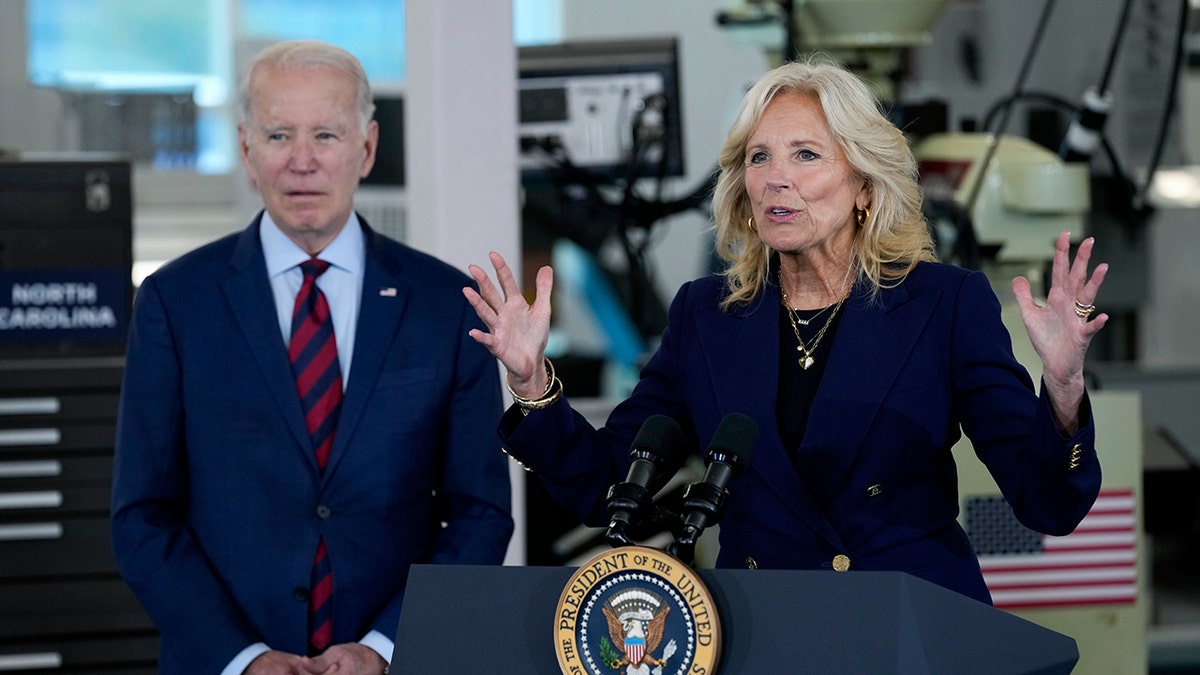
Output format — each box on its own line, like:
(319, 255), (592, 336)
(0, 393), (119, 423)
(0, 456), (113, 517)
(0, 517), (117, 578)
(0, 483), (110, 518)
(0, 360), (123, 392)
(0, 634), (157, 672)
(0, 455), (112, 483)
(0, 424), (116, 454)
(0, 578), (153, 638)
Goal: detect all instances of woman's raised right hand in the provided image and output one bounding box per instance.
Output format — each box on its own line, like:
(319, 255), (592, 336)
(463, 251), (554, 399)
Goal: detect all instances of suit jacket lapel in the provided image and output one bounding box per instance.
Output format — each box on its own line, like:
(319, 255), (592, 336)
(323, 225), (409, 476)
(805, 278), (940, 500)
(221, 215), (314, 464)
(697, 285), (843, 549)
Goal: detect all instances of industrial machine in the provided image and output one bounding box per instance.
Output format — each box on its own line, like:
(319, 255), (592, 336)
(915, 132), (1089, 270)
(716, 0), (951, 100)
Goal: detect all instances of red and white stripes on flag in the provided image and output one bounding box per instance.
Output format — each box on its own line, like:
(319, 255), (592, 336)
(625, 639), (645, 665)
(965, 489), (1138, 610)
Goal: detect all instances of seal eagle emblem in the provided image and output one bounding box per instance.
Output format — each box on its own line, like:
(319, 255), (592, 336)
(602, 588), (674, 671)
(554, 546), (721, 674)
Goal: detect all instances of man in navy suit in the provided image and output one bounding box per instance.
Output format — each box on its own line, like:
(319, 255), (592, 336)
(111, 40), (512, 674)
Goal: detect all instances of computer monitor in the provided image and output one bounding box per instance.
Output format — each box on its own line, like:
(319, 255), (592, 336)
(518, 36), (685, 180)
(355, 87), (407, 242)
(362, 90), (405, 188)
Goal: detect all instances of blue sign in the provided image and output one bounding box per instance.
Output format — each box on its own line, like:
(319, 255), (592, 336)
(0, 269), (129, 346)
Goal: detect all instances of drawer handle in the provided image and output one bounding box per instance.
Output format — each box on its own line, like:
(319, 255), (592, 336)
(0, 522), (63, 541)
(0, 429), (61, 447)
(0, 460), (62, 479)
(0, 653), (62, 670)
(0, 491), (63, 510)
(0, 397), (61, 416)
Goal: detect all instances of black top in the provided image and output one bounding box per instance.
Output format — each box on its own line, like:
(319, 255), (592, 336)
(777, 299), (846, 502)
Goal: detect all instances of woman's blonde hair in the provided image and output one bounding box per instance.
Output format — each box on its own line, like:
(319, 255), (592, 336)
(712, 56), (935, 309)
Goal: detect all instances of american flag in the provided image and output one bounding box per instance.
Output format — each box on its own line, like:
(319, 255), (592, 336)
(964, 489), (1138, 609)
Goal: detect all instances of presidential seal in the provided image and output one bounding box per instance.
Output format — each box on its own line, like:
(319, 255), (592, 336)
(555, 546), (721, 675)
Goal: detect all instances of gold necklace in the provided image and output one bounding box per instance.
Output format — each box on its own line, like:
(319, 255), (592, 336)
(778, 271), (833, 325)
(779, 272), (846, 370)
(780, 292), (836, 326)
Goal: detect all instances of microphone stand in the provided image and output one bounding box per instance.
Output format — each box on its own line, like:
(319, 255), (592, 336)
(667, 481), (726, 566)
(604, 482), (653, 548)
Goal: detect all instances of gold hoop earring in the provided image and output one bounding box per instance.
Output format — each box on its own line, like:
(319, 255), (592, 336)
(856, 206), (871, 226)
(747, 216), (757, 232)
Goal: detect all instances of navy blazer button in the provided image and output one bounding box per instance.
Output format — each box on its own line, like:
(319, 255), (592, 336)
(316, 505), (331, 519)
(833, 554), (850, 572)
(866, 484), (883, 497)
(293, 587), (309, 602)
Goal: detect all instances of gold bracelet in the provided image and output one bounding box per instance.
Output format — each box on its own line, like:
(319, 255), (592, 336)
(507, 357), (562, 410)
(506, 357), (555, 400)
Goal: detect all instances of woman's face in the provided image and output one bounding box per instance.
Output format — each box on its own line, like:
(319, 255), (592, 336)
(743, 91), (867, 258)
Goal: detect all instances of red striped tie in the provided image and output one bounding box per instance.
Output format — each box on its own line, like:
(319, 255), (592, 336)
(289, 258), (341, 654)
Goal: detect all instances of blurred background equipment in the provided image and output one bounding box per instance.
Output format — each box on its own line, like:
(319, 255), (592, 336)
(517, 36), (716, 388)
(716, 0), (952, 100)
(916, 132), (1089, 266)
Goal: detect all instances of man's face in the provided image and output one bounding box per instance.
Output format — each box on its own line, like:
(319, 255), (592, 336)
(239, 62), (377, 253)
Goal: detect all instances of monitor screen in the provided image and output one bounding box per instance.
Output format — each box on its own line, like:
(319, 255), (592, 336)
(362, 95), (405, 187)
(518, 37), (685, 180)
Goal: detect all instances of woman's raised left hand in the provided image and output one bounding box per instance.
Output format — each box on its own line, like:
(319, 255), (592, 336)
(1012, 231), (1109, 432)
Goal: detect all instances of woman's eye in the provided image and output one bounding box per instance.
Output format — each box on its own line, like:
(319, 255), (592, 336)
(798, 149), (818, 161)
(748, 150), (768, 164)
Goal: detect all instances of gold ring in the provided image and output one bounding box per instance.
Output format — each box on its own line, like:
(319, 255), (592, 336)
(1073, 299), (1096, 318)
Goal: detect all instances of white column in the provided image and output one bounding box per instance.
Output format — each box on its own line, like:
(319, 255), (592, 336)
(404, 0), (521, 275)
(405, 0), (525, 564)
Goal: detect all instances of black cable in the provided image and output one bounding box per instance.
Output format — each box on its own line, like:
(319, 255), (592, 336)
(1097, 0), (1136, 93)
(523, 92), (718, 311)
(963, 0), (1059, 214)
(985, 89), (1139, 203)
(617, 96), (675, 338)
(982, 90), (1077, 134)
(1134, 0), (1188, 211)
(781, 0), (797, 62)
(1058, 0), (1133, 162)
(981, 89), (1133, 185)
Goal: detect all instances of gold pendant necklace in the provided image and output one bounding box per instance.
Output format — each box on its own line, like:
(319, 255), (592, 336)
(779, 271), (846, 370)
(782, 297), (835, 326)
(784, 299), (844, 369)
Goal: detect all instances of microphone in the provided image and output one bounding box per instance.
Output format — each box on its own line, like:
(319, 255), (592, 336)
(605, 415), (688, 548)
(670, 413), (758, 564)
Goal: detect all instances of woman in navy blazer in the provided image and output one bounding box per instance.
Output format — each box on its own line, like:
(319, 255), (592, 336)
(464, 58), (1107, 605)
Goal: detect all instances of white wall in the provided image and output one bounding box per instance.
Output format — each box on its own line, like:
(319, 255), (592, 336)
(0, 1), (68, 154)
